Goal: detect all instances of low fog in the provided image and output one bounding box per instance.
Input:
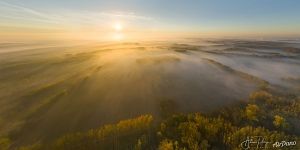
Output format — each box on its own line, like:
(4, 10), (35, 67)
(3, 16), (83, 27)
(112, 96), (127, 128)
(0, 39), (299, 145)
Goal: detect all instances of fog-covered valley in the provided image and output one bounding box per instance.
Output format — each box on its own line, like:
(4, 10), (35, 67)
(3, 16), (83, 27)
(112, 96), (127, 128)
(0, 39), (299, 146)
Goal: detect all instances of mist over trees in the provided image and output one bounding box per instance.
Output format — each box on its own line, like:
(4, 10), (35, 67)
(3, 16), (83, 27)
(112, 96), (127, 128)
(2, 88), (299, 150)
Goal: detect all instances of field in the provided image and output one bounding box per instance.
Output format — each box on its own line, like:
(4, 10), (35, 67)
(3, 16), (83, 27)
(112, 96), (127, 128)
(0, 39), (300, 149)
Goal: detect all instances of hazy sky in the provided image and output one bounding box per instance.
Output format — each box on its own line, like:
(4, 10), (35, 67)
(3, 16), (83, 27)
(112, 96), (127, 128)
(1, 0), (300, 41)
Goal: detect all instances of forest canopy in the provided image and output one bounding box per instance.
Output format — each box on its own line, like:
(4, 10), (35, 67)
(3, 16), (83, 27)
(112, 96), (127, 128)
(1, 89), (299, 150)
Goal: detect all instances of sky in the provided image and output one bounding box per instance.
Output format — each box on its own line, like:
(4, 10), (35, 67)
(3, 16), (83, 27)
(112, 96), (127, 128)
(0, 0), (300, 41)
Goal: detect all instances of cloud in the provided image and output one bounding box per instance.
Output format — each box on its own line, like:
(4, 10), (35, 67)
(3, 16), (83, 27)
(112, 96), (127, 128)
(98, 11), (154, 21)
(0, 1), (64, 24)
(0, 1), (154, 29)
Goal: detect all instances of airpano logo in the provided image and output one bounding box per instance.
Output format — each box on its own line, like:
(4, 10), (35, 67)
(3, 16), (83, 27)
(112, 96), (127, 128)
(272, 141), (297, 148)
(240, 136), (297, 149)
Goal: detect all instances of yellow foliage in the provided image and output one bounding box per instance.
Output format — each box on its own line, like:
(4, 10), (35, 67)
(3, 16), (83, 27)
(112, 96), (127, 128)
(249, 91), (272, 104)
(273, 115), (287, 128)
(0, 138), (11, 150)
(225, 126), (288, 149)
(54, 114), (153, 150)
(158, 139), (178, 150)
(245, 104), (260, 121)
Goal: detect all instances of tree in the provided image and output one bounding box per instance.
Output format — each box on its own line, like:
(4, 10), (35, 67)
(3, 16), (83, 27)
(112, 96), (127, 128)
(273, 115), (288, 129)
(245, 104), (260, 121)
(0, 138), (11, 150)
(158, 139), (179, 150)
(51, 114), (154, 150)
(225, 126), (289, 150)
(249, 91), (273, 105)
(178, 122), (201, 149)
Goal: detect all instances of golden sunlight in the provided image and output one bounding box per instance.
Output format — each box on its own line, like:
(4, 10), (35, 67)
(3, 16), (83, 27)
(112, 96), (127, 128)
(114, 22), (123, 31)
(113, 33), (124, 41)
(112, 22), (125, 41)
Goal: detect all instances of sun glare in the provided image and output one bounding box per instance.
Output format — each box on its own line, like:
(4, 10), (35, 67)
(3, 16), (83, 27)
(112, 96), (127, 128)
(114, 22), (123, 31)
(112, 22), (124, 41)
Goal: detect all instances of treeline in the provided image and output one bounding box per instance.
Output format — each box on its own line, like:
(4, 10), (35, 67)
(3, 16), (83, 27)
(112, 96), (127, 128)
(1, 89), (299, 150)
(157, 88), (300, 149)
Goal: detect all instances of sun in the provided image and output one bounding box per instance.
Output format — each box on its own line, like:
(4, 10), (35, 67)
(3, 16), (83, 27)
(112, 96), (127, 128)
(112, 22), (125, 41)
(114, 22), (123, 31)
